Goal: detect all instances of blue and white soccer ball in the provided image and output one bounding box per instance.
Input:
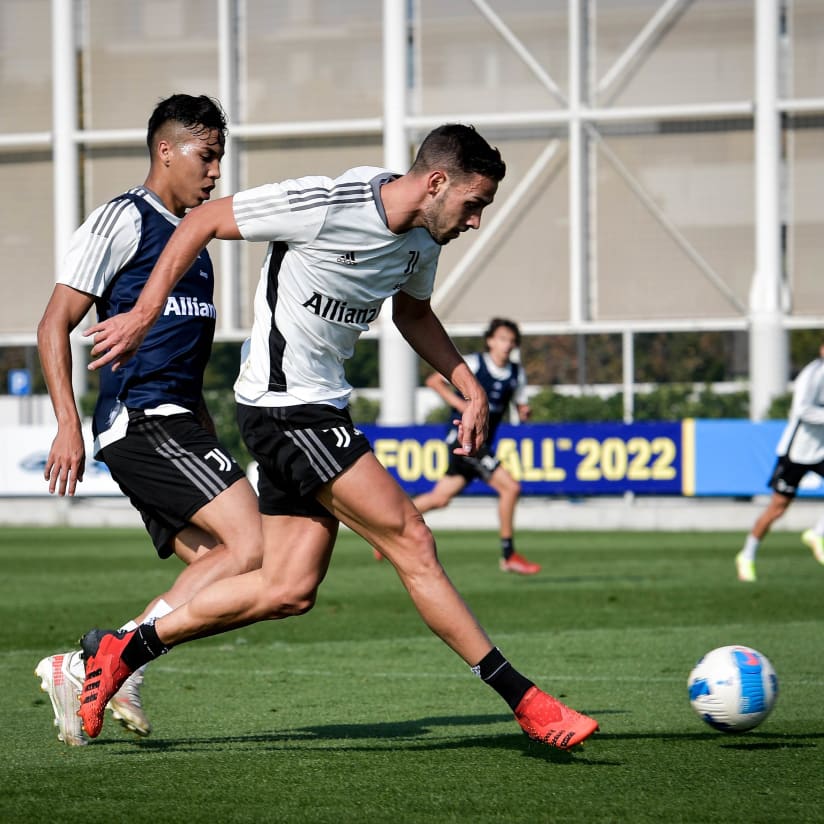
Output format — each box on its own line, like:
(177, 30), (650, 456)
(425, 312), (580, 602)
(687, 645), (778, 733)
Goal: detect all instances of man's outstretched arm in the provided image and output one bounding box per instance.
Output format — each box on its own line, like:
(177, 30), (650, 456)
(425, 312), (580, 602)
(84, 196), (241, 371)
(392, 291), (488, 455)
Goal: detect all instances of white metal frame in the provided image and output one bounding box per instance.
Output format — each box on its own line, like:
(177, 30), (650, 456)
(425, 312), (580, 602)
(2, 0), (822, 420)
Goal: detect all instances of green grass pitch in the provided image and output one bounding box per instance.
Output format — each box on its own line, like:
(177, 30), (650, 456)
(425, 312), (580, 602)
(2, 525), (823, 823)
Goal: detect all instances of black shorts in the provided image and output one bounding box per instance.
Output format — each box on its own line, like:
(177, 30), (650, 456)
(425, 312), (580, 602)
(237, 402), (372, 518)
(768, 454), (824, 498)
(99, 410), (246, 558)
(444, 428), (499, 483)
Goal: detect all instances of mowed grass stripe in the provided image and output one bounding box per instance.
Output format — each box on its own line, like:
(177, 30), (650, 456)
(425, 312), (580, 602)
(3, 526), (823, 824)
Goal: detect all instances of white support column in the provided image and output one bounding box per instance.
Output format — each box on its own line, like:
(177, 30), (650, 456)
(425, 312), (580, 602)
(622, 329), (634, 423)
(750, 0), (787, 420)
(378, 0), (417, 424)
(218, 0), (241, 331)
(568, 0), (590, 326)
(51, 0), (85, 402)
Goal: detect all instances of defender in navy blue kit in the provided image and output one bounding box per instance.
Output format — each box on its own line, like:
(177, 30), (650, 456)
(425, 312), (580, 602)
(91, 188), (235, 549)
(404, 318), (541, 575)
(93, 190), (217, 448)
(35, 94), (262, 747)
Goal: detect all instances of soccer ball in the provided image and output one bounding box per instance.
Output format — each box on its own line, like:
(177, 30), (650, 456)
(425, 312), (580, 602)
(687, 645), (778, 733)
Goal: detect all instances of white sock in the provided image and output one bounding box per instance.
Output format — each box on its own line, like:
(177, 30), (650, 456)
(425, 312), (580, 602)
(119, 598), (174, 633)
(813, 517), (824, 537)
(739, 534), (760, 561)
(68, 649), (86, 681)
(145, 598), (174, 621)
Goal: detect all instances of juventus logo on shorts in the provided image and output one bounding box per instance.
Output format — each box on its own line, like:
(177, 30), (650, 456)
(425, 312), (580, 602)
(325, 427), (351, 448)
(204, 448), (234, 472)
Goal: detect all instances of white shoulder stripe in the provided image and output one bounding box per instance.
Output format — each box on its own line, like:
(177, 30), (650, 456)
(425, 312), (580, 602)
(73, 191), (143, 294)
(75, 199), (137, 293)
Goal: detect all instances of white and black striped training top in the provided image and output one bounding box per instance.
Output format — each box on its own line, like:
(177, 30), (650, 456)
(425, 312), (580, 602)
(775, 356), (824, 464)
(233, 166), (441, 408)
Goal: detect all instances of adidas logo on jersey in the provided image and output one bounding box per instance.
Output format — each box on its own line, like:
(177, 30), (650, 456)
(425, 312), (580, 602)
(336, 251), (357, 265)
(163, 295), (217, 319)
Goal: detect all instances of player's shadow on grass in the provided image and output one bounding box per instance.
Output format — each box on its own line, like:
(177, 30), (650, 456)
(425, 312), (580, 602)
(122, 712), (602, 763)
(539, 574), (647, 585)
(603, 730), (823, 749)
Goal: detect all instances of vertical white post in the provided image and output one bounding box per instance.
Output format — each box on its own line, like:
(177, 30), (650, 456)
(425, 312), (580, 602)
(52, 0), (85, 402)
(569, 2), (593, 403)
(568, 0), (587, 327)
(622, 329), (634, 423)
(217, 0), (241, 332)
(378, 0), (417, 424)
(749, 0), (787, 420)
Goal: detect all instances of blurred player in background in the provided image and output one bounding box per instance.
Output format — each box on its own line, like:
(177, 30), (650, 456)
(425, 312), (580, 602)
(35, 93), (262, 745)
(736, 340), (824, 581)
(377, 317), (540, 574)
(73, 123), (599, 751)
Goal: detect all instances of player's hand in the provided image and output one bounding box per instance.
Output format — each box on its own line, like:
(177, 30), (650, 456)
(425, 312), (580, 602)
(452, 395), (489, 456)
(83, 309), (149, 372)
(44, 427), (85, 496)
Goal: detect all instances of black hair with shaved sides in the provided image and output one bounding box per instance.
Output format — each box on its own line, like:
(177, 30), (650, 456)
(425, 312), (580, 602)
(146, 94), (227, 152)
(410, 124), (506, 182)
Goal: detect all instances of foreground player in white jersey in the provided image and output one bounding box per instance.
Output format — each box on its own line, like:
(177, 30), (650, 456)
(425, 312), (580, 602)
(76, 124), (599, 750)
(35, 94), (262, 746)
(736, 340), (824, 581)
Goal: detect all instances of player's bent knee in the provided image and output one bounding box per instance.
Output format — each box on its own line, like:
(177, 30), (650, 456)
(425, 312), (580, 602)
(259, 589), (317, 620)
(400, 528), (443, 573)
(768, 501), (791, 520)
(233, 546), (264, 575)
(234, 556), (262, 576)
(405, 514), (435, 547)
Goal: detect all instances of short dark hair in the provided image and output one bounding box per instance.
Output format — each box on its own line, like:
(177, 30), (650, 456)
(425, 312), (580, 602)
(410, 124), (506, 182)
(146, 94), (227, 152)
(484, 317), (521, 347)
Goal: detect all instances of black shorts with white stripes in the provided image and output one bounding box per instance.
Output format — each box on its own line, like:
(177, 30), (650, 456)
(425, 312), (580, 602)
(237, 402), (372, 518)
(445, 443), (500, 483)
(768, 454), (824, 498)
(99, 410), (246, 558)
(441, 426), (499, 482)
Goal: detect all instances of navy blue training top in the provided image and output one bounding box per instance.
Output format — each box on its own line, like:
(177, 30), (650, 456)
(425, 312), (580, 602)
(92, 191), (217, 440)
(446, 354), (521, 445)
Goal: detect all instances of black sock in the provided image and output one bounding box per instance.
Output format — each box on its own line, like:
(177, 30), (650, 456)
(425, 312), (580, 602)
(121, 622), (169, 670)
(472, 647), (533, 710)
(501, 538), (514, 560)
